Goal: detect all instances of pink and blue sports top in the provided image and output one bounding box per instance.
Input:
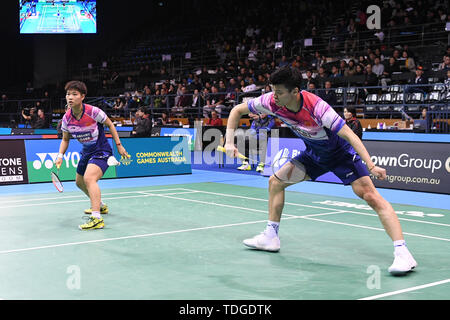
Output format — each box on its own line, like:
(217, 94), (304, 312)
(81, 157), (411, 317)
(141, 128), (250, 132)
(61, 103), (111, 154)
(247, 90), (352, 162)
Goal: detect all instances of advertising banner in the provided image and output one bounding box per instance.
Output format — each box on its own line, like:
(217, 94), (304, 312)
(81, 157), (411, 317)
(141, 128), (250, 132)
(114, 136), (191, 178)
(365, 141), (450, 194)
(263, 137), (341, 183)
(264, 138), (450, 194)
(0, 128), (12, 135)
(24, 139), (116, 183)
(160, 127), (196, 151)
(0, 140), (29, 185)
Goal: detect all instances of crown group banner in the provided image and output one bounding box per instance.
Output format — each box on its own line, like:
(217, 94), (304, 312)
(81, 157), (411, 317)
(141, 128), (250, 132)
(263, 137), (450, 195)
(0, 137), (191, 186)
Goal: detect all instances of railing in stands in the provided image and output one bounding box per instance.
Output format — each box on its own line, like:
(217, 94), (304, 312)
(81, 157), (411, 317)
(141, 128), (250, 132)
(0, 83), (448, 133)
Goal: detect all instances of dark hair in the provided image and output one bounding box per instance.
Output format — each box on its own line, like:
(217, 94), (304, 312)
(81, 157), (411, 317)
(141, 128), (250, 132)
(64, 80), (87, 95)
(138, 106), (149, 114)
(345, 106), (357, 116)
(269, 66), (303, 92)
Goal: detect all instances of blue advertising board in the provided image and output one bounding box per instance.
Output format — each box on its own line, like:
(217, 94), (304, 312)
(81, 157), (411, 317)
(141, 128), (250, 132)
(0, 128), (12, 135)
(160, 127), (197, 151)
(114, 136), (192, 178)
(263, 137), (342, 184)
(24, 139), (116, 182)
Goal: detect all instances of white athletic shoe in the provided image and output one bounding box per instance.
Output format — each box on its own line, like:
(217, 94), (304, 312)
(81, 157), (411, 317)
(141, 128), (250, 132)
(388, 249), (417, 275)
(243, 232), (280, 252)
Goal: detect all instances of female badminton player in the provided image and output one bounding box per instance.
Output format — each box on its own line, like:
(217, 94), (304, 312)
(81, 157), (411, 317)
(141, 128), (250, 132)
(55, 80), (129, 230)
(224, 66), (417, 276)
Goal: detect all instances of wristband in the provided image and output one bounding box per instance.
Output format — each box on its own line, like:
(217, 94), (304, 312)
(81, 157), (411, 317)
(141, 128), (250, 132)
(57, 153), (64, 159)
(116, 143), (121, 146)
(368, 165), (375, 172)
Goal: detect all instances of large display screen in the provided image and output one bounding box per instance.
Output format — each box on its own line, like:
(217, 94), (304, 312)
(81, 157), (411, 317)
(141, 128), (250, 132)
(19, 0), (97, 34)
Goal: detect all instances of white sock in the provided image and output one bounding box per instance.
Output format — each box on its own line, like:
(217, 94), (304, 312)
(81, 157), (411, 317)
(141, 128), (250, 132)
(265, 221), (280, 238)
(91, 211), (101, 219)
(393, 240), (408, 253)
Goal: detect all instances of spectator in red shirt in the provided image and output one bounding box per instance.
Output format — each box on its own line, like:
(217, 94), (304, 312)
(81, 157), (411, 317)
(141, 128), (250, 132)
(205, 111), (223, 126)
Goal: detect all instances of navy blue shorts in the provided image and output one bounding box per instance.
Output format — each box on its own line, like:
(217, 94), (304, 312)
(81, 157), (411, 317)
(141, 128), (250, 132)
(293, 150), (369, 185)
(76, 150), (112, 176)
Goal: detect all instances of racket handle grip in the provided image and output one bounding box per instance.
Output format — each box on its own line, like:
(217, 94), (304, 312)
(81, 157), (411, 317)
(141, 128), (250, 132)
(217, 146), (247, 160)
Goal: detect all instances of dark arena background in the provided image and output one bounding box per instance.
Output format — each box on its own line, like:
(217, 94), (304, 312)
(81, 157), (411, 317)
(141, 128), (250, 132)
(0, 0), (449, 309)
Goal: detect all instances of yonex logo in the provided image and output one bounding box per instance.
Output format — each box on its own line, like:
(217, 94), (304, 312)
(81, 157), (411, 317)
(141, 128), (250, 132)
(32, 152), (80, 170)
(272, 148), (290, 167)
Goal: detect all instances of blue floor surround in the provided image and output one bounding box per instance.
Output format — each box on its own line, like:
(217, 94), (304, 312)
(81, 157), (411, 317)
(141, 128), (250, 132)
(1, 169), (448, 211)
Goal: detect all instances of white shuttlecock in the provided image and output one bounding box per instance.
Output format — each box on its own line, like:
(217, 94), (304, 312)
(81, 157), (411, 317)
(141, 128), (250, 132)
(107, 156), (121, 166)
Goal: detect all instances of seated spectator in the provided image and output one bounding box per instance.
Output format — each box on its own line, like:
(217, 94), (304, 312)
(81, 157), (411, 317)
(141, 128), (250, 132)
(405, 65), (428, 94)
(344, 59), (357, 77)
(172, 86), (191, 117)
(315, 66), (329, 87)
(399, 50), (416, 72)
(372, 57), (385, 77)
(307, 82), (317, 92)
(438, 54), (450, 71)
(112, 97), (125, 116)
(302, 69), (316, 89)
(205, 111), (223, 126)
(363, 64), (379, 94)
(142, 87), (152, 106)
(124, 76), (135, 91)
(132, 106), (152, 137)
(444, 69), (450, 91)
(338, 60), (348, 76)
(318, 81), (337, 106)
(34, 109), (47, 129)
(381, 57), (400, 87)
(209, 85), (226, 117)
(329, 65), (342, 78)
(156, 112), (171, 126)
(343, 106), (362, 139)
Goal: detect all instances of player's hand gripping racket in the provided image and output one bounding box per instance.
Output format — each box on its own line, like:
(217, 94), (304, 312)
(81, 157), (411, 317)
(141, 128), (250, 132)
(217, 146), (252, 161)
(51, 164), (63, 193)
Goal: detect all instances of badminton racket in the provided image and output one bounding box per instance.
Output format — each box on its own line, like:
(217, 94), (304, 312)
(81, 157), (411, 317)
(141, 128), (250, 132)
(51, 165), (63, 193)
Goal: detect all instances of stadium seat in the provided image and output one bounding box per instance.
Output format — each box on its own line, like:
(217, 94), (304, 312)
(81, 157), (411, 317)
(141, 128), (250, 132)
(431, 83), (445, 93)
(345, 87), (357, 104)
(425, 91), (441, 104)
(393, 92), (405, 104)
(406, 92), (424, 104)
(365, 93), (379, 104)
(379, 93), (395, 104)
(388, 85), (403, 93)
(335, 87), (344, 105)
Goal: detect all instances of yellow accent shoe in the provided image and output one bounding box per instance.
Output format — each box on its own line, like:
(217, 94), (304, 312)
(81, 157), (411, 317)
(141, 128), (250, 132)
(79, 216), (104, 230)
(256, 162), (265, 172)
(237, 162), (251, 171)
(84, 204), (108, 215)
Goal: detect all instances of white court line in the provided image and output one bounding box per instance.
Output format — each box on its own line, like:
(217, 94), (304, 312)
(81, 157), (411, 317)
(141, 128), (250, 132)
(178, 188), (450, 228)
(359, 279), (450, 300)
(0, 188), (185, 204)
(0, 192), (196, 210)
(300, 216), (450, 242)
(139, 191), (344, 218)
(0, 213), (342, 255)
(146, 191), (450, 242)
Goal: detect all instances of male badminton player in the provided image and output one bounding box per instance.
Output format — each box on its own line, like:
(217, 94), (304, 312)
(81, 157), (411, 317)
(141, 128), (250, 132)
(55, 80), (129, 230)
(224, 66), (417, 275)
